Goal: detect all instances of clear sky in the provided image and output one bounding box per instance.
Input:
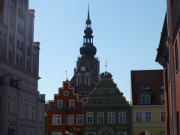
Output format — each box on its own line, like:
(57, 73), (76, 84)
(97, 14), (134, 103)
(29, 0), (166, 102)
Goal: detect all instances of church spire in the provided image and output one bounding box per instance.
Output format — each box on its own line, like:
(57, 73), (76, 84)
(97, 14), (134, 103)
(86, 4), (91, 25)
(80, 5), (97, 58)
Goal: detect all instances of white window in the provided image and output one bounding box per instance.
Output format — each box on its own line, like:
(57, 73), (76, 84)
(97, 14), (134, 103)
(119, 112), (126, 123)
(145, 112), (152, 122)
(97, 112), (104, 124)
(108, 112), (115, 123)
(86, 132), (96, 135)
(116, 131), (127, 135)
(67, 115), (74, 125)
(53, 115), (61, 125)
(52, 132), (62, 135)
(57, 100), (63, 108)
(86, 112), (93, 124)
(141, 95), (150, 104)
(69, 99), (75, 108)
(77, 115), (83, 125)
(136, 112), (142, 123)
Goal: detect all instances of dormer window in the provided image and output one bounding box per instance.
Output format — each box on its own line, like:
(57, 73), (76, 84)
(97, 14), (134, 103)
(141, 95), (151, 104)
(141, 85), (150, 90)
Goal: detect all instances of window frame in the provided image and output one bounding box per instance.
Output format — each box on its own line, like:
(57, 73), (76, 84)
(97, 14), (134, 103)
(144, 111), (152, 122)
(161, 111), (165, 122)
(119, 111), (126, 123)
(108, 112), (115, 124)
(85, 132), (96, 135)
(97, 112), (104, 124)
(116, 131), (127, 135)
(141, 95), (151, 104)
(52, 115), (61, 125)
(135, 111), (142, 123)
(86, 112), (93, 124)
(76, 114), (83, 125)
(57, 100), (63, 109)
(69, 99), (75, 108)
(52, 132), (62, 135)
(67, 114), (74, 125)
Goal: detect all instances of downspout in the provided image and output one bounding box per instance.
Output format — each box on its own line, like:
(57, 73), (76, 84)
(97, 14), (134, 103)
(165, 63), (170, 135)
(166, 0), (176, 134)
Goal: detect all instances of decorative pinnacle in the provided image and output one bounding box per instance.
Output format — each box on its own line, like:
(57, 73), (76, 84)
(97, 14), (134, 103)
(105, 59), (108, 72)
(88, 3), (90, 20)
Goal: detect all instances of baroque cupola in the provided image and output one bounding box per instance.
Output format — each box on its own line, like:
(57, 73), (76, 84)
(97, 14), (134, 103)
(80, 7), (97, 58)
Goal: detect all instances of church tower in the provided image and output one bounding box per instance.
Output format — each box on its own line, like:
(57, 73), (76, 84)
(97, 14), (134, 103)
(70, 7), (100, 99)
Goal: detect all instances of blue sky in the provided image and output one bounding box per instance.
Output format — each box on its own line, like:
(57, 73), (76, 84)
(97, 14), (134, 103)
(29, 0), (166, 102)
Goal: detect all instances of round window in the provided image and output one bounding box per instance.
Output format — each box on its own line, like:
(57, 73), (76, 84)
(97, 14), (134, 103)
(63, 91), (69, 96)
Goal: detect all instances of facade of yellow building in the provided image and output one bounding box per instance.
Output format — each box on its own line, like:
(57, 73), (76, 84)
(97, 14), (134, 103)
(131, 70), (165, 135)
(133, 105), (165, 135)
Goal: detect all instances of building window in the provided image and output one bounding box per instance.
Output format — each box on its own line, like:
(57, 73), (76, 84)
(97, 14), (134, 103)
(69, 99), (75, 108)
(67, 115), (74, 125)
(86, 112), (93, 124)
(119, 112), (126, 123)
(141, 95), (151, 104)
(145, 112), (152, 122)
(136, 112), (142, 123)
(160, 85), (164, 90)
(57, 100), (63, 108)
(161, 95), (165, 104)
(108, 112), (115, 123)
(63, 91), (69, 96)
(77, 115), (83, 125)
(141, 85), (150, 90)
(161, 111), (165, 122)
(86, 132), (96, 135)
(111, 90), (114, 94)
(52, 132), (62, 135)
(116, 131), (127, 135)
(52, 115), (61, 125)
(161, 131), (165, 135)
(98, 90), (102, 95)
(97, 112), (104, 124)
(175, 41), (179, 72)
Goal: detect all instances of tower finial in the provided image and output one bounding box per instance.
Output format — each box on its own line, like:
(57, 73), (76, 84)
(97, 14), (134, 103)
(105, 59), (108, 72)
(88, 3), (90, 20)
(65, 71), (68, 81)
